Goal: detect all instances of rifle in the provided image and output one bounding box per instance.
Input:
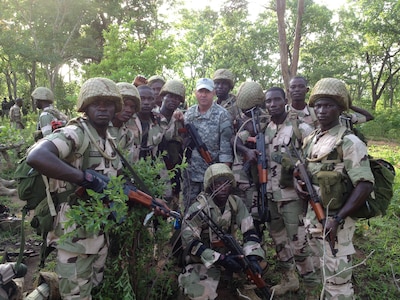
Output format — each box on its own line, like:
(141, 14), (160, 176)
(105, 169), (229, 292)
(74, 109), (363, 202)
(189, 209), (271, 299)
(247, 108), (270, 223)
(185, 123), (213, 164)
(292, 146), (338, 256)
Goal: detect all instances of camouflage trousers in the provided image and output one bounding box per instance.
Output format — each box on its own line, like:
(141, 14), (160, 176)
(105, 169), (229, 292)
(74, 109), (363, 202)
(55, 244), (108, 300)
(305, 207), (356, 299)
(178, 263), (220, 299)
(267, 199), (319, 283)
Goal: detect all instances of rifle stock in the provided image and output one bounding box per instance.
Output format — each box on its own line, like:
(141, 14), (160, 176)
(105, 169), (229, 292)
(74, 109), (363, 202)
(186, 123), (213, 164)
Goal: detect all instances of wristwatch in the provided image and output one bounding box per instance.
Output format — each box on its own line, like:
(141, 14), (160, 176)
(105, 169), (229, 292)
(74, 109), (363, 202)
(333, 214), (345, 225)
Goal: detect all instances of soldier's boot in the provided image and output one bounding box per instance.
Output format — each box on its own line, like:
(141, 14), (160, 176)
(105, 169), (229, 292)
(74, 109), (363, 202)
(270, 269), (299, 296)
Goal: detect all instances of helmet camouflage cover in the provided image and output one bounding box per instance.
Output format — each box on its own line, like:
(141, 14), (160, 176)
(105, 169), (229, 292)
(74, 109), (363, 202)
(159, 80), (186, 102)
(77, 77), (122, 113)
(147, 75), (166, 86)
(203, 163), (236, 191)
(236, 81), (265, 110)
(116, 82), (141, 111)
(31, 87), (55, 103)
(309, 78), (349, 110)
(212, 69), (235, 89)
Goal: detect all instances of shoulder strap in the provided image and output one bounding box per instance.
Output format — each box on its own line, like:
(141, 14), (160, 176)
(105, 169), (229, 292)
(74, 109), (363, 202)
(288, 110), (303, 142)
(308, 106), (318, 128)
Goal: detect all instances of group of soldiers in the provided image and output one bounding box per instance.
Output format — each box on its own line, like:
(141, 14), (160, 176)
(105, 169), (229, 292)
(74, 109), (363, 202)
(0, 71), (375, 300)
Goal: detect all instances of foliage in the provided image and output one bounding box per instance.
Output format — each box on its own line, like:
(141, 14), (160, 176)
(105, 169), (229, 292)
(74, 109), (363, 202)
(358, 107), (400, 142)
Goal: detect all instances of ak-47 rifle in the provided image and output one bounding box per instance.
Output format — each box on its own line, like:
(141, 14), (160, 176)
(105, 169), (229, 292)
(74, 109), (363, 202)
(246, 108), (270, 223)
(292, 146), (338, 256)
(185, 123), (213, 164)
(189, 209), (271, 299)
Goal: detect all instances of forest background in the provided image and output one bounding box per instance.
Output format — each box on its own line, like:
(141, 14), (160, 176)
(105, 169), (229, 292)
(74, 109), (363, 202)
(0, 0), (399, 299)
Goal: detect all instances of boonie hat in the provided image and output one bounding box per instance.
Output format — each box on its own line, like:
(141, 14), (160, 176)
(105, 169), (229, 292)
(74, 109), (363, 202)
(196, 78), (214, 92)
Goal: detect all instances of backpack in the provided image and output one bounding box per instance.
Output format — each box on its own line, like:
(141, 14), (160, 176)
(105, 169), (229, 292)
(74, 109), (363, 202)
(328, 127), (395, 219)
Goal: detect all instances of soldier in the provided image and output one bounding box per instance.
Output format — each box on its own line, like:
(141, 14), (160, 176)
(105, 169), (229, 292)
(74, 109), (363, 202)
(147, 75), (166, 112)
(26, 77), (168, 299)
(178, 163), (265, 300)
(111, 82), (141, 157)
(298, 78), (374, 299)
(32, 87), (69, 141)
(158, 80), (186, 209)
(183, 78), (233, 212)
(212, 69), (240, 126)
(9, 98), (24, 129)
(127, 85), (168, 162)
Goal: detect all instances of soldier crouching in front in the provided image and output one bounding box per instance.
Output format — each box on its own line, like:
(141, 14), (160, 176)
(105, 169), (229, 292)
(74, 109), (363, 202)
(178, 163), (267, 300)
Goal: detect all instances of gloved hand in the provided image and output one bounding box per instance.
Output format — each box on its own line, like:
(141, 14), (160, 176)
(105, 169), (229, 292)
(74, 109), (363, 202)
(217, 254), (243, 273)
(247, 255), (263, 275)
(81, 169), (109, 193)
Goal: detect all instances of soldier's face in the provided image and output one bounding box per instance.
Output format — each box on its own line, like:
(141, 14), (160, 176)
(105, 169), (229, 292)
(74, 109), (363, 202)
(289, 78), (309, 102)
(115, 98), (136, 123)
(162, 93), (181, 111)
(139, 88), (156, 114)
(214, 80), (231, 99)
(86, 99), (116, 127)
(195, 89), (215, 109)
(313, 98), (342, 130)
(150, 81), (164, 107)
(212, 178), (232, 205)
(265, 90), (287, 117)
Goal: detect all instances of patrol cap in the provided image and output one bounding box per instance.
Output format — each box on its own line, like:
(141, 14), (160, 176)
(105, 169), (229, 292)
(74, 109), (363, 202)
(236, 81), (265, 110)
(77, 77), (122, 113)
(204, 163), (236, 191)
(196, 78), (214, 92)
(213, 69), (235, 89)
(309, 78), (349, 110)
(31, 87), (55, 103)
(116, 82), (141, 112)
(159, 80), (186, 102)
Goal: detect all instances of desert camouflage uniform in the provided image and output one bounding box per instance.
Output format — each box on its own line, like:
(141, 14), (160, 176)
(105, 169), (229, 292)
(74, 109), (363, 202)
(109, 122), (134, 161)
(126, 112), (168, 162)
(217, 94), (240, 125)
(183, 103), (233, 210)
(264, 114), (319, 283)
(303, 124), (374, 299)
(9, 104), (23, 129)
(44, 117), (121, 300)
(178, 193), (264, 299)
(289, 105), (318, 129)
(38, 105), (69, 138)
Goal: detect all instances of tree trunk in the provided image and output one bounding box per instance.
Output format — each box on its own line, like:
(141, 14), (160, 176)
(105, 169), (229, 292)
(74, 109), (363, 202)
(290, 0), (305, 79)
(276, 0), (290, 96)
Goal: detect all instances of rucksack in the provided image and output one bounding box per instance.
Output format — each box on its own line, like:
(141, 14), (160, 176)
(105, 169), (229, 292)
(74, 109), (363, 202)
(331, 127), (395, 219)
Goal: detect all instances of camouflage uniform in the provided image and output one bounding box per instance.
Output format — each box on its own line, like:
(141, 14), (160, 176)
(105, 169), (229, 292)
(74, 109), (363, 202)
(43, 118), (121, 300)
(126, 112), (168, 162)
(9, 103), (23, 129)
(38, 105), (69, 138)
(264, 113), (319, 284)
(289, 105), (318, 129)
(183, 102), (233, 210)
(178, 193), (264, 299)
(302, 124), (374, 299)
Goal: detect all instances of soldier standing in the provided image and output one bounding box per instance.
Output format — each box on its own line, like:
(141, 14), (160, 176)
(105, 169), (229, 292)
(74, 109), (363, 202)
(9, 98), (24, 129)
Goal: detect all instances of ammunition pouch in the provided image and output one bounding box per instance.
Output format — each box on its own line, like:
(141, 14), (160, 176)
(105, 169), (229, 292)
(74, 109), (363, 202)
(271, 152), (295, 188)
(313, 171), (351, 210)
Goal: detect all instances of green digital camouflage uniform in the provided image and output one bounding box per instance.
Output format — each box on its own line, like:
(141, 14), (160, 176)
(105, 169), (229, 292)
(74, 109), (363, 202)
(183, 103), (233, 210)
(263, 114), (320, 282)
(43, 117), (122, 300)
(178, 193), (265, 299)
(303, 124), (374, 299)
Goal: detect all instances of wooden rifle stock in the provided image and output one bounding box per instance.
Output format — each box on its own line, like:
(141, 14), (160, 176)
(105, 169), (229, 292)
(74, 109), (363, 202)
(186, 123), (213, 164)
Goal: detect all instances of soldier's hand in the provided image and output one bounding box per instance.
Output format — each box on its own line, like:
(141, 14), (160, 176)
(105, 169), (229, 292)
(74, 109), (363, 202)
(217, 254), (243, 273)
(247, 255), (263, 276)
(81, 169), (109, 193)
(153, 198), (170, 218)
(133, 75), (148, 87)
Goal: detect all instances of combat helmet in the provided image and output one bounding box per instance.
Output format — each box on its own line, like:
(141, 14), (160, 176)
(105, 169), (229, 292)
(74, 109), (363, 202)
(309, 78), (349, 110)
(147, 75), (166, 86)
(236, 81), (265, 110)
(203, 163), (236, 192)
(159, 80), (186, 102)
(116, 82), (141, 112)
(31, 87), (54, 103)
(212, 69), (235, 89)
(77, 77), (122, 113)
